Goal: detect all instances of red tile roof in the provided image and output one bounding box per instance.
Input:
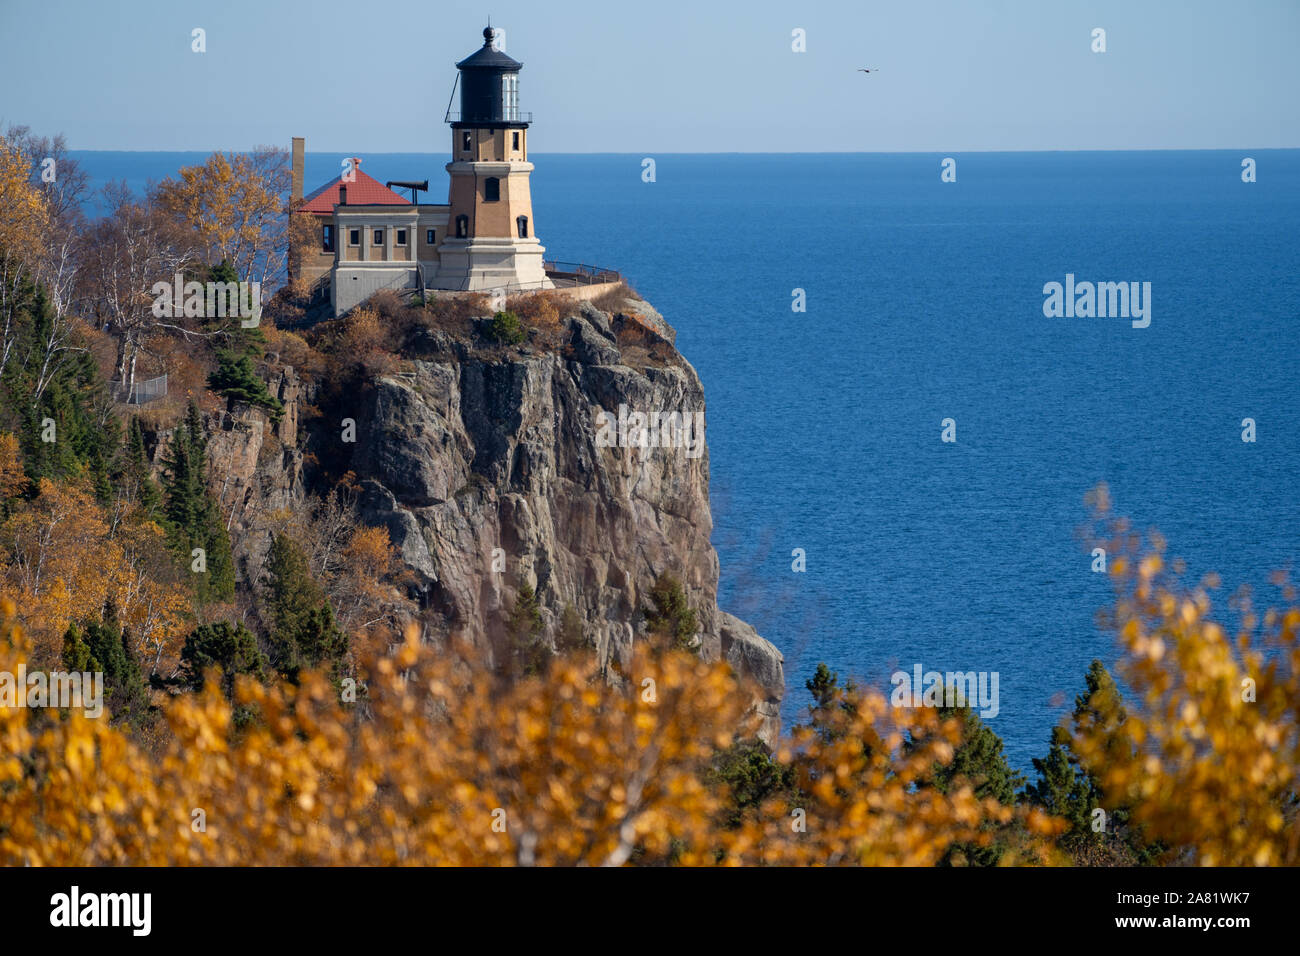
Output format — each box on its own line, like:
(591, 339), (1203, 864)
(299, 160), (411, 213)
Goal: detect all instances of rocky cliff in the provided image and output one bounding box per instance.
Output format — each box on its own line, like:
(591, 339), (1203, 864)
(204, 293), (785, 745)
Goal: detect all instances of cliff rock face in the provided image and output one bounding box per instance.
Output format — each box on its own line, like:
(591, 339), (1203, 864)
(190, 296), (785, 744)
(350, 298), (785, 744)
(185, 367), (308, 578)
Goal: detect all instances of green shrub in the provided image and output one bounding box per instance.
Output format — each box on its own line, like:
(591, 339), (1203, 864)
(506, 583), (549, 676)
(643, 573), (699, 652)
(485, 310), (525, 346)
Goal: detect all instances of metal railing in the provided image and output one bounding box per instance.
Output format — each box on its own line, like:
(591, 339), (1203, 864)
(543, 261), (621, 284)
(111, 374), (168, 405)
(497, 262), (622, 294)
(426, 263), (622, 295)
(444, 111), (533, 124)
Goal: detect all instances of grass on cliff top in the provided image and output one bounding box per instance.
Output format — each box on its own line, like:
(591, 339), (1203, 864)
(276, 281), (679, 377)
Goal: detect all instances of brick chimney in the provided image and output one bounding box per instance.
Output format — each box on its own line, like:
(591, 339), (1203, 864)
(291, 136), (304, 206)
(288, 137), (305, 283)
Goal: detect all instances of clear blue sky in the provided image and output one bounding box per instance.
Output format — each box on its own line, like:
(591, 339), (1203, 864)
(1, 0), (1297, 152)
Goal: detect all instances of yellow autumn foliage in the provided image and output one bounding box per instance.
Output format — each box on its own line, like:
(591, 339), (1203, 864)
(0, 602), (1044, 866)
(1, 488), (1295, 866)
(151, 149), (286, 283)
(0, 479), (191, 670)
(0, 434), (27, 503)
(0, 135), (48, 265)
(1074, 486), (1300, 865)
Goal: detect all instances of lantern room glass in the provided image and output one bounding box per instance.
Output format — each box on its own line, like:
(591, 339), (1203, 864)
(500, 74), (519, 121)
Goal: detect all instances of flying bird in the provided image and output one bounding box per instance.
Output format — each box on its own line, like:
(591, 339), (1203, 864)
(857, 68), (879, 73)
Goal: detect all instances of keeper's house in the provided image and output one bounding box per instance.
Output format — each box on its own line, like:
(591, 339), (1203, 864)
(291, 26), (552, 316)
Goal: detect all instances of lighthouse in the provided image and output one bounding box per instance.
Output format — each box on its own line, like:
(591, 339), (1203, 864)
(293, 26), (570, 314)
(435, 27), (552, 292)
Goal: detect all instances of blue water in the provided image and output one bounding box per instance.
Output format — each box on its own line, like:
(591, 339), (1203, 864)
(72, 150), (1300, 770)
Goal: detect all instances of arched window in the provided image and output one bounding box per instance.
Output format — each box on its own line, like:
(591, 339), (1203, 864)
(516, 215), (528, 239)
(455, 215), (468, 238)
(484, 177), (500, 202)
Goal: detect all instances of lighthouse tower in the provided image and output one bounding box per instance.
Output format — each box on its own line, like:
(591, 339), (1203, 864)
(436, 27), (551, 292)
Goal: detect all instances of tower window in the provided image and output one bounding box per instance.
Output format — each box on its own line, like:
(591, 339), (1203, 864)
(373, 228), (384, 246)
(426, 228), (435, 245)
(512, 131), (520, 152)
(516, 216), (528, 239)
(462, 131), (472, 153)
(348, 228), (360, 246)
(455, 215), (468, 238)
(322, 224), (335, 252)
(396, 229), (407, 246)
(501, 73), (519, 121)
(484, 177), (500, 202)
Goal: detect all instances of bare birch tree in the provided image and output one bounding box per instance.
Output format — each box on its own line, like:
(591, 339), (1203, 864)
(1, 126), (93, 408)
(80, 182), (196, 401)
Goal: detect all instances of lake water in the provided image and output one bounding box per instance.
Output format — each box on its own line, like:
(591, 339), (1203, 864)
(72, 149), (1300, 770)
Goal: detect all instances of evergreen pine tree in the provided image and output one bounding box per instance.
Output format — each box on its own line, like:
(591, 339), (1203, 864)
(265, 532), (323, 637)
(264, 533), (348, 680)
(506, 583), (548, 676)
(928, 705), (1024, 804)
(207, 259), (268, 358)
(794, 664), (870, 808)
(179, 620), (269, 721)
(804, 662), (858, 745)
(88, 444), (113, 505)
(1025, 660), (1163, 864)
(913, 705), (1024, 867)
(121, 416), (161, 516)
(707, 740), (799, 831)
(4, 279), (114, 485)
(60, 603), (150, 727)
(184, 400), (205, 456)
(643, 574), (698, 652)
(161, 401), (234, 603)
(208, 351), (283, 420)
(1024, 725), (1094, 835)
(556, 602), (589, 655)
(161, 411), (200, 531)
(297, 604), (348, 674)
(208, 259), (240, 286)
(60, 622), (96, 672)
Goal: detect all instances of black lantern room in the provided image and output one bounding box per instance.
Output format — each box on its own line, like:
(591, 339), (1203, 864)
(451, 27), (528, 128)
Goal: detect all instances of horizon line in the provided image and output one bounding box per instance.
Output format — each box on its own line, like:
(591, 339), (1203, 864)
(66, 146), (1300, 155)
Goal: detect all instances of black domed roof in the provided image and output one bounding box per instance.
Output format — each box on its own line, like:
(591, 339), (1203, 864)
(456, 27), (523, 71)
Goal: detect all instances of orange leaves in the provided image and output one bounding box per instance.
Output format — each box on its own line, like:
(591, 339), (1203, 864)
(0, 602), (737, 864)
(0, 136), (49, 265)
(152, 150), (287, 283)
(343, 525), (393, 578)
(1078, 495), (1300, 866)
(2, 478), (110, 654)
(0, 478), (190, 668)
(0, 433), (27, 502)
(0, 597), (1045, 866)
(6, 489), (1296, 866)
(507, 292), (562, 330)
(342, 306), (385, 355)
(744, 695), (1043, 867)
